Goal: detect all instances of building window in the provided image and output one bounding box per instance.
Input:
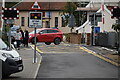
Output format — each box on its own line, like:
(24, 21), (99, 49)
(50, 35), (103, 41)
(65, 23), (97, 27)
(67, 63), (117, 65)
(28, 17), (29, 27)
(62, 17), (65, 27)
(21, 17), (25, 26)
(46, 12), (51, 18)
(55, 17), (58, 27)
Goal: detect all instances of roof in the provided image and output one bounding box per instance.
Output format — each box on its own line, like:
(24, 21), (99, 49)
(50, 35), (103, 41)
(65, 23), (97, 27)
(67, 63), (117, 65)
(15, 2), (67, 11)
(97, 5), (112, 16)
(76, 7), (100, 11)
(76, 1), (119, 12)
(76, 20), (89, 30)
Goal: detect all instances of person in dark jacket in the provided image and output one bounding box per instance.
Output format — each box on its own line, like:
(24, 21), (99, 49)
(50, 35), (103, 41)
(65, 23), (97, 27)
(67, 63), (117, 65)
(24, 30), (29, 47)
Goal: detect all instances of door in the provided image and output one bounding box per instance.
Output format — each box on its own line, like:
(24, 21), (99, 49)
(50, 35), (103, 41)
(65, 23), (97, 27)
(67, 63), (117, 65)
(38, 29), (56, 42)
(37, 30), (48, 42)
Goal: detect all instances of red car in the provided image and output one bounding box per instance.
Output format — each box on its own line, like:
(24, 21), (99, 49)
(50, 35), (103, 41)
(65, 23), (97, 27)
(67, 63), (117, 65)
(29, 28), (63, 45)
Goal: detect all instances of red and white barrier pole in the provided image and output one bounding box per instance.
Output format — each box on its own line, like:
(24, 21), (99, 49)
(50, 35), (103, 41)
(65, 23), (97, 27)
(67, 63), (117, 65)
(101, 0), (105, 32)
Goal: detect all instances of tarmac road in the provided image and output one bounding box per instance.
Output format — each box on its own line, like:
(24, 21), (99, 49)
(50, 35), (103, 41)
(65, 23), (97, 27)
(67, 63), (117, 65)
(36, 43), (118, 79)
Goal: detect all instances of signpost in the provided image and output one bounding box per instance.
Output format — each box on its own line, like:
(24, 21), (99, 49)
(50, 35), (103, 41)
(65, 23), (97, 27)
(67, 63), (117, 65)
(68, 14), (76, 32)
(89, 13), (102, 46)
(2, 8), (19, 49)
(30, 1), (42, 63)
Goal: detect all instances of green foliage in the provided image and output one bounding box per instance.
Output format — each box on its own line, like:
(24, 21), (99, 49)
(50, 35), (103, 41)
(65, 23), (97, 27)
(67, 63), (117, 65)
(112, 24), (120, 32)
(63, 2), (77, 15)
(61, 2), (77, 27)
(61, 2), (87, 27)
(63, 33), (70, 42)
(5, 2), (18, 8)
(2, 25), (10, 46)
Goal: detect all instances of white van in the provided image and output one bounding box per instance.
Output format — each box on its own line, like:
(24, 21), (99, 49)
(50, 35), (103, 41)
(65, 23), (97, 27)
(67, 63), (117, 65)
(0, 38), (23, 77)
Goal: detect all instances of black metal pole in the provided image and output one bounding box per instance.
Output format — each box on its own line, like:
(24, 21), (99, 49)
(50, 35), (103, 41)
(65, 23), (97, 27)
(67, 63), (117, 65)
(34, 27), (37, 63)
(91, 13), (95, 46)
(9, 24), (11, 49)
(93, 13), (95, 45)
(33, 10), (37, 63)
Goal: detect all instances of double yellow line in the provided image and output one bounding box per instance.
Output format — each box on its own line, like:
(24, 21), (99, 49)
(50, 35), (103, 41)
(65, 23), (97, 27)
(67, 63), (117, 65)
(31, 45), (43, 53)
(80, 47), (120, 67)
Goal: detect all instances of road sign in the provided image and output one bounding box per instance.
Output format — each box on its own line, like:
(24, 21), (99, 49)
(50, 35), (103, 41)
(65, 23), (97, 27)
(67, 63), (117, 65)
(31, 1), (41, 10)
(2, 8), (19, 19)
(68, 14), (76, 27)
(29, 12), (42, 28)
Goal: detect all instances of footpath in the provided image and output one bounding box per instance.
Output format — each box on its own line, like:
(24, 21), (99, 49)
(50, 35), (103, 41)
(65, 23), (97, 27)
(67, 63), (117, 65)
(5, 44), (42, 79)
(81, 45), (120, 66)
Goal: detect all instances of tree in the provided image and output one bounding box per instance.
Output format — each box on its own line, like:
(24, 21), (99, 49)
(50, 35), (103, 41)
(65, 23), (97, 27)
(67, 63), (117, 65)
(112, 24), (120, 32)
(112, 24), (120, 55)
(61, 2), (77, 32)
(5, 2), (18, 8)
(61, 2), (88, 33)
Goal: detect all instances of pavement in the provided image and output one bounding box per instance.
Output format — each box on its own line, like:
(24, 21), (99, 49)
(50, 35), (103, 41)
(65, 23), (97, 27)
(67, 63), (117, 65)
(2, 44), (42, 79)
(80, 45), (120, 66)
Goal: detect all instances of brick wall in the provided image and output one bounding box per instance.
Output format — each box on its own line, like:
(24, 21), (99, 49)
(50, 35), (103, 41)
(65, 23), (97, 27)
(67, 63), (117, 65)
(65, 33), (91, 45)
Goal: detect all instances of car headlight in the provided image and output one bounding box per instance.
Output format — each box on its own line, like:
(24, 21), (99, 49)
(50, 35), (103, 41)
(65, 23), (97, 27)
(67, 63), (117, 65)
(2, 53), (14, 58)
(13, 57), (22, 61)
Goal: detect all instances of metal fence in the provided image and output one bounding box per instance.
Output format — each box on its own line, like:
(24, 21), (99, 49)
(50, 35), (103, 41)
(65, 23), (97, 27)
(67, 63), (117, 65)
(95, 32), (119, 48)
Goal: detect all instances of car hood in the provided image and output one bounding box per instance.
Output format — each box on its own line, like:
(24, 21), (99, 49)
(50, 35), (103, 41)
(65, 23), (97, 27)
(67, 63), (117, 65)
(0, 49), (20, 58)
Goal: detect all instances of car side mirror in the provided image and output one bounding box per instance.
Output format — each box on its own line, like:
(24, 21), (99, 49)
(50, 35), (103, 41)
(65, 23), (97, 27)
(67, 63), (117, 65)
(39, 32), (43, 34)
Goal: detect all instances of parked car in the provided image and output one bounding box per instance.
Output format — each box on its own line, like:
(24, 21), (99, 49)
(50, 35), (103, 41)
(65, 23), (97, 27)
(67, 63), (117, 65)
(29, 28), (63, 45)
(0, 38), (23, 77)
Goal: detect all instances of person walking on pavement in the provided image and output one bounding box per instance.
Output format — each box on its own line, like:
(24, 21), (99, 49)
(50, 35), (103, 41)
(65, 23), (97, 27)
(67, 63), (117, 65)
(24, 30), (29, 47)
(15, 29), (22, 50)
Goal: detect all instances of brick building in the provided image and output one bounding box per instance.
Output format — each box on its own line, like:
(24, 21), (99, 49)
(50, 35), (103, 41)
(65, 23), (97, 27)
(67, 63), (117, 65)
(14, 2), (73, 33)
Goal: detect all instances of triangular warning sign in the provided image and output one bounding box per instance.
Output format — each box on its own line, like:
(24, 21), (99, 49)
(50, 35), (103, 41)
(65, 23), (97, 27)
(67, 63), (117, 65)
(31, 1), (41, 10)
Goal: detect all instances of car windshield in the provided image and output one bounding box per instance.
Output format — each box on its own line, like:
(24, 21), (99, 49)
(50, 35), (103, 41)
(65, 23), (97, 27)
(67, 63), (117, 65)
(0, 38), (8, 50)
(30, 29), (41, 34)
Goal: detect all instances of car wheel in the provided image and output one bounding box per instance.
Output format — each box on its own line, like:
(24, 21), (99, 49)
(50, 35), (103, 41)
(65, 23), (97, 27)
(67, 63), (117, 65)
(54, 38), (61, 45)
(45, 42), (51, 45)
(31, 38), (38, 44)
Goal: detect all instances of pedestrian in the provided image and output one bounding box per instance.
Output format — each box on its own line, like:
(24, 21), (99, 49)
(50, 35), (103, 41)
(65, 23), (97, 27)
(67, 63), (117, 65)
(20, 29), (25, 45)
(15, 29), (22, 50)
(24, 30), (29, 47)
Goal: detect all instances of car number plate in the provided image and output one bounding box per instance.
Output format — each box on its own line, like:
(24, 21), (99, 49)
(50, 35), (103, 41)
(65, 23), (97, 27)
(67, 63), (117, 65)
(19, 66), (22, 70)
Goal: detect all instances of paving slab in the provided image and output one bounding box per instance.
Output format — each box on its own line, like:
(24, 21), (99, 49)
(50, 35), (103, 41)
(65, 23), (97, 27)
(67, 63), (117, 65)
(2, 45), (42, 79)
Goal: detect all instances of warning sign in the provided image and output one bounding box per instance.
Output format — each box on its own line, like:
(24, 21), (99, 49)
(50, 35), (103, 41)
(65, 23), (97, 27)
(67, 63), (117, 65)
(29, 12), (42, 28)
